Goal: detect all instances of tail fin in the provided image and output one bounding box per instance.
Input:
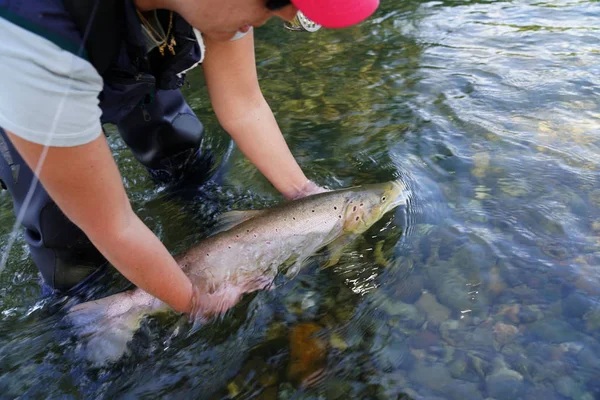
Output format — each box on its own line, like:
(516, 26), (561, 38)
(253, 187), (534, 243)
(66, 289), (154, 365)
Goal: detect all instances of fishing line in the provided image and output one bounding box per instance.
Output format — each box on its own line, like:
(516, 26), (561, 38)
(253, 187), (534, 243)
(0, 0), (101, 274)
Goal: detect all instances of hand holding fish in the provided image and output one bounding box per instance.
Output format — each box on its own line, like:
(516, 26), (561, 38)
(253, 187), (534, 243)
(187, 281), (243, 321)
(285, 179), (329, 200)
(187, 274), (275, 321)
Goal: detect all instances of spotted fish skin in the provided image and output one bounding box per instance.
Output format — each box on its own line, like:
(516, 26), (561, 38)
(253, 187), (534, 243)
(180, 180), (407, 284)
(67, 181), (407, 363)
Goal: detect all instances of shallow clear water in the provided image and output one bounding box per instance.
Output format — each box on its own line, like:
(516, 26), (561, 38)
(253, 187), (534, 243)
(1, 0), (599, 398)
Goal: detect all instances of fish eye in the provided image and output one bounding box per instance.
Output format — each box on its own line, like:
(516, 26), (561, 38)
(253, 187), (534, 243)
(381, 196), (387, 202)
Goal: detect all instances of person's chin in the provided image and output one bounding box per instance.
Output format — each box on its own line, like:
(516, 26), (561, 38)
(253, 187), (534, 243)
(203, 31), (238, 41)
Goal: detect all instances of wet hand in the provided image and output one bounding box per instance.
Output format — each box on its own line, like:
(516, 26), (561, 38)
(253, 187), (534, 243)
(187, 282), (243, 321)
(186, 275), (275, 322)
(287, 180), (328, 201)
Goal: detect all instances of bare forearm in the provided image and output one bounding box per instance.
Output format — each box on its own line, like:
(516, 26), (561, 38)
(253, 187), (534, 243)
(87, 214), (192, 313)
(221, 97), (310, 198)
(202, 32), (311, 199)
(5, 131), (193, 314)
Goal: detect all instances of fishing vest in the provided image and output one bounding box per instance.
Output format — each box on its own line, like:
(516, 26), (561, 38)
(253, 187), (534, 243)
(0, 0), (203, 124)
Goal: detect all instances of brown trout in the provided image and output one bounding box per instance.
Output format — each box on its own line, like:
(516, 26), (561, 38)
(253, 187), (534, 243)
(68, 181), (407, 362)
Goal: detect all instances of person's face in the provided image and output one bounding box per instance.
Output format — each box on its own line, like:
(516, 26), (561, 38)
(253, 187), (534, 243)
(181, 0), (299, 41)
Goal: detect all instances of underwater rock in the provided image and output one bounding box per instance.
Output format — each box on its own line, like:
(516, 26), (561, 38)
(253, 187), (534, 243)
(323, 379), (354, 400)
(468, 353), (491, 379)
(524, 385), (565, 400)
(227, 379), (243, 398)
(440, 319), (462, 346)
(287, 322), (328, 386)
(409, 330), (440, 350)
(259, 369), (278, 388)
(443, 381), (483, 400)
(487, 267), (507, 298)
(469, 325), (495, 349)
(277, 382), (295, 400)
(409, 348), (427, 362)
(558, 341), (584, 355)
(493, 322), (520, 346)
(532, 360), (570, 382)
(394, 274), (425, 304)
(434, 277), (475, 314)
(500, 342), (525, 358)
(333, 303), (356, 323)
(529, 318), (582, 343)
(374, 340), (415, 372)
(382, 300), (426, 330)
(448, 351), (468, 378)
(399, 388), (422, 399)
(498, 178), (529, 198)
(540, 240), (572, 261)
(554, 376), (584, 399)
(576, 349), (600, 380)
(284, 288), (321, 319)
(497, 304), (520, 323)
(517, 305), (543, 324)
(485, 368), (524, 400)
(409, 362), (452, 392)
(415, 291), (451, 327)
(258, 386), (278, 400)
(265, 322), (288, 342)
(329, 332), (348, 351)
(583, 307), (600, 332)
(588, 189), (600, 208)
(428, 247), (489, 315)
(473, 152), (491, 171)
(507, 352), (536, 381)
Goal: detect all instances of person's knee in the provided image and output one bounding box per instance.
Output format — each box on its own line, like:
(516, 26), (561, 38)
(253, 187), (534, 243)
(167, 111), (204, 158)
(117, 90), (205, 173)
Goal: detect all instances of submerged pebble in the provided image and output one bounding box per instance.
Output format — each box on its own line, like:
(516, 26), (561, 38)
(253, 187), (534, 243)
(287, 323), (328, 385)
(415, 291), (451, 327)
(583, 307), (600, 333)
(493, 322), (520, 346)
(394, 274), (425, 304)
(373, 339), (415, 372)
(409, 330), (440, 350)
(517, 305), (544, 324)
(382, 299), (426, 330)
(529, 318), (582, 343)
(554, 376), (586, 399)
(409, 362), (452, 392)
(485, 368), (524, 400)
(443, 380), (482, 400)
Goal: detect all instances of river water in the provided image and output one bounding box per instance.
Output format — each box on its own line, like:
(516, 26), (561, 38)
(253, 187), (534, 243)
(1, 0), (599, 399)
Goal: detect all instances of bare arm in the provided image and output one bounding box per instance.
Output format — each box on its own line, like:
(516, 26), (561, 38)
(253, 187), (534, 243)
(202, 30), (316, 199)
(5, 131), (193, 313)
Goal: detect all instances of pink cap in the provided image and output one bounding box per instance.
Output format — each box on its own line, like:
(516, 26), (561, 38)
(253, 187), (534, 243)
(291, 0), (380, 29)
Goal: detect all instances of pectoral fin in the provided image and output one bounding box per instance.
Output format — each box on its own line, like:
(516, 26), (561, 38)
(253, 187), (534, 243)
(323, 235), (356, 268)
(374, 240), (390, 267)
(211, 209), (267, 235)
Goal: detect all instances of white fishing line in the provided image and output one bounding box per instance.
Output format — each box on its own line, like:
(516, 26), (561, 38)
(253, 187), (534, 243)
(0, 2), (100, 274)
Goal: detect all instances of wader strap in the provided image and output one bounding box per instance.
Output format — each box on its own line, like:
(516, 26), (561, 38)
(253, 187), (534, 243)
(62, 0), (124, 75)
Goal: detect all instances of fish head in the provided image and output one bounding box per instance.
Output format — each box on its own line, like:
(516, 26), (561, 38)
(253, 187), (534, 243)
(342, 180), (407, 234)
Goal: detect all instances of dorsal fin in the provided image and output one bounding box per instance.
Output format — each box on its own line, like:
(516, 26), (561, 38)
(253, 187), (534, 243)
(211, 209), (267, 235)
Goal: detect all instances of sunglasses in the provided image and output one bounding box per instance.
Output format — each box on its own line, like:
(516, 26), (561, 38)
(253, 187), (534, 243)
(266, 0), (292, 10)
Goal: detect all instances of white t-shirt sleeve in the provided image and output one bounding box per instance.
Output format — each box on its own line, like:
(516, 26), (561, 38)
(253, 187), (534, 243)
(0, 18), (104, 147)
